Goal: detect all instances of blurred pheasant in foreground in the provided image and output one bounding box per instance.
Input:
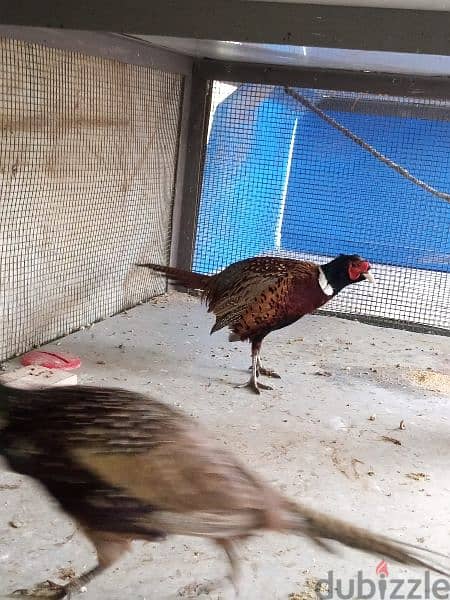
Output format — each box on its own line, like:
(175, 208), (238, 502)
(1, 383), (448, 599)
(137, 254), (375, 393)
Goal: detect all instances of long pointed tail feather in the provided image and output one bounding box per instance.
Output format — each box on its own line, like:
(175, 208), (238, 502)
(285, 502), (450, 577)
(141, 504), (450, 577)
(136, 263), (210, 290)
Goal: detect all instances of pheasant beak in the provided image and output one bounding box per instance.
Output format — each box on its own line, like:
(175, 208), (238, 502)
(363, 271), (376, 284)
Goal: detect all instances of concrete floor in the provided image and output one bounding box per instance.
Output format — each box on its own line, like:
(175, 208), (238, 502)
(1, 291), (449, 599)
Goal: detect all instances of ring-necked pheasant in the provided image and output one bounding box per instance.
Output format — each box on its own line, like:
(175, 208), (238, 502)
(137, 254), (375, 393)
(0, 382), (447, 598)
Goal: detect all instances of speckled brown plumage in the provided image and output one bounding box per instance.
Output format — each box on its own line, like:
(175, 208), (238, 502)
(137, 254), (374, 393)
(205, 258), (326, 340)
(1, 383), (448, 598)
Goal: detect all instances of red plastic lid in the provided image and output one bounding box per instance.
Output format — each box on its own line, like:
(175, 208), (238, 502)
(21, 350), (81, 370)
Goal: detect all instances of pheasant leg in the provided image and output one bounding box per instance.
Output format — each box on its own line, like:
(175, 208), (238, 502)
(216, 538), (241, 597)
(238, 342), (273, 394)
(255, 355), (281, 379)
(12, 531), (130, 599)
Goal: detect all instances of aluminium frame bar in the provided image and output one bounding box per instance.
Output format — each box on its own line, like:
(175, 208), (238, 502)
(1, 1), (450, 56)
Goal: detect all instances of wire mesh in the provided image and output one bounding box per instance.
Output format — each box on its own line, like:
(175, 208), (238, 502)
(193, 81), (450, 333)
(0, 38), (183, 361)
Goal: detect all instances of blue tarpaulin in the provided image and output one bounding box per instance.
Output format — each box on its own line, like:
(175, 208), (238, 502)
(194, 85), (450, 275)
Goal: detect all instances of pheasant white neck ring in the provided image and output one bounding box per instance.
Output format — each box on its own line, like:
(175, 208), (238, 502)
(318, 267), (334, 296)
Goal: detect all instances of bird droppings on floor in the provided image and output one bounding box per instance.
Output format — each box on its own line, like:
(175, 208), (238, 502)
(56, 567), (77, 581)
(405, 472), (430, 482)
(380, 435), (402, 446)
(288, 578), (329, 600)
(1, 291), (449, 600)
(176, 580), (221, 598)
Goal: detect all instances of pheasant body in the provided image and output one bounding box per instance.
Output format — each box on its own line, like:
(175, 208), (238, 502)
(0, 383), (448, 598)
(138, 254), (374, 392)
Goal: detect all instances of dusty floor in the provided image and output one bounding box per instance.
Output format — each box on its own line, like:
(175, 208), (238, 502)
(1, 291), (449, 599)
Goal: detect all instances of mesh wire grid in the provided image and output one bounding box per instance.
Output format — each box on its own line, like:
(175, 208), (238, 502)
(0, 38), (183, 361)
(193, 81), (450, 333)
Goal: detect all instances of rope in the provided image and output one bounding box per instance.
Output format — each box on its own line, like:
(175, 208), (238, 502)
(284, 86), (450, 204)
